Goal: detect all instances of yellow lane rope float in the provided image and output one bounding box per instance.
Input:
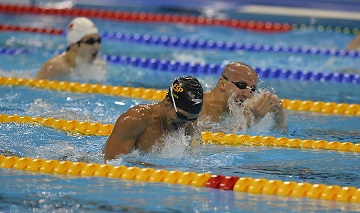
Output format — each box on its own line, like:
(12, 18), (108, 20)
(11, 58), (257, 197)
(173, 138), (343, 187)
(0, 114), (358, 153)
(0, 155), (359, 203)
(0, 76), (359, 116)
(1, 114), (359, 202)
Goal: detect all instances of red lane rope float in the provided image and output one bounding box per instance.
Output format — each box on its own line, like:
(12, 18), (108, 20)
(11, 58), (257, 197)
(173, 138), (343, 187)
(0, 24), (63, 35)
(0, 4), (291, 33)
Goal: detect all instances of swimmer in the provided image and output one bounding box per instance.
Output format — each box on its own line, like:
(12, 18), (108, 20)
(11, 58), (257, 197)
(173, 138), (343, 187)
(346, 34), (360, 51)
(102, 76), (204, 161)
(198, 61), (286, 131)
(35, 17), (106, 81)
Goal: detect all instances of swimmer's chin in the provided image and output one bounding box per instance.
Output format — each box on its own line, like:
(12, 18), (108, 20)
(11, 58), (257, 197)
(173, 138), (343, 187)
(89, 52), (99, 62)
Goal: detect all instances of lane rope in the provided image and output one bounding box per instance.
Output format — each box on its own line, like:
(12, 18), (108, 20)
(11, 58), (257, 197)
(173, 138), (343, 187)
(0, 114), (358, 153)
(0, 77), (359, 116)
(0, 114), (359, 203)
(0, 46), (359, 84)
(1, 155), (359, 203)
(0, 4), (291, 33)
(1, 3), (359, 205)
(1, 24), (359, 59)
(0, 3), (358, 35)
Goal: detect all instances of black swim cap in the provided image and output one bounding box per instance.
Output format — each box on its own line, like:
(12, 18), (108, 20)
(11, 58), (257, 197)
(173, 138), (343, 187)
(167, 76), (203, 114)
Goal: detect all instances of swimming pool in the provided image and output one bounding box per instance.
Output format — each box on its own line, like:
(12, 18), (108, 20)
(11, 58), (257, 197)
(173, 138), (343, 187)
(0, 1), (360, 212)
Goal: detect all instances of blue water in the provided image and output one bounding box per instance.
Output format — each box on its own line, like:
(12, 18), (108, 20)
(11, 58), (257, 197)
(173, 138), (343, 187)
(0, 2), (360, 213)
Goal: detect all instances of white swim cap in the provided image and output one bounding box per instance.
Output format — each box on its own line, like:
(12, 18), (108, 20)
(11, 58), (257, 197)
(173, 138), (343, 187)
(66, 17), (99, 45)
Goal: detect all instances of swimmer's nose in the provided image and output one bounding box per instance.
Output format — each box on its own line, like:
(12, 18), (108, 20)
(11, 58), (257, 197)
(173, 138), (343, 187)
(93, 42), (101, 49)
(244, 88), (254, 98)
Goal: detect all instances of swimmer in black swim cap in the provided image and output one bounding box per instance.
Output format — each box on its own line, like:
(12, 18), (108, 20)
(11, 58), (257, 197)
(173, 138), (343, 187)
(103, 75), (203, 160)
(167, 76), (203, 121)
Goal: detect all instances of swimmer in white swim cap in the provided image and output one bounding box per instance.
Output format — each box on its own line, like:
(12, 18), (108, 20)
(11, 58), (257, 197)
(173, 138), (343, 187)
(36, 17), (106, 81)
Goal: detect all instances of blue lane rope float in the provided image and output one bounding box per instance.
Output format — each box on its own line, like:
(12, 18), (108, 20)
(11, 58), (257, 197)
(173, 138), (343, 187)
(0, 46), (359, 84)
(0, 47), (29, 55)
(99, 31), (360, 58)
(1, 24), (359, 58)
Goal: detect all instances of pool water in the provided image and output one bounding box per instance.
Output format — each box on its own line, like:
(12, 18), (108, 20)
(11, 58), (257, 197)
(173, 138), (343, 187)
(0, 2), (360, 213)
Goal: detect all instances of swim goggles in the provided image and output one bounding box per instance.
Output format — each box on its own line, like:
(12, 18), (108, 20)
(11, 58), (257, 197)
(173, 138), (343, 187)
(221, 74), (256, 93)
(79, 37), (102, 45)
(170, 87), (198, 122)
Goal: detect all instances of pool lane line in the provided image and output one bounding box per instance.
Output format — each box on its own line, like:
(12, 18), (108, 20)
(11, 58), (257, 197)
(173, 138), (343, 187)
(1, 24), (359, 59)
(0, 3), (358, 35)
(0, 77), (359, 116)
(0, 114), (359, 153)
(0, 4), (290, 33)
(0, 154), (359, 203)
(0, 47), (359, 85)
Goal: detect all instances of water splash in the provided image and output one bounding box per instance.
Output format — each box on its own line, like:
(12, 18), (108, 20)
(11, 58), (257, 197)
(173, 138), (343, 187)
(33, 141), (103, 163)
(0, 68), (33, 78)
(149, 129), (193, 158)
(197, 88), (279, 134)
(70, 56), (107, 82)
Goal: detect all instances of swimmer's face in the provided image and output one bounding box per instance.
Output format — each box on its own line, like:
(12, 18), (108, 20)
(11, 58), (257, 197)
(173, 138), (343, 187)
(167, 105), (199, 131)
(76, 33), (101, 63)
(223, 67), (258, 104)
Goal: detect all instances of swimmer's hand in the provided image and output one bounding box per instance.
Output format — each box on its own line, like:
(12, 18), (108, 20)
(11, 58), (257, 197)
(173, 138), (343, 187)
(244, 93), (286, 130)
(245, 93), (282, 120)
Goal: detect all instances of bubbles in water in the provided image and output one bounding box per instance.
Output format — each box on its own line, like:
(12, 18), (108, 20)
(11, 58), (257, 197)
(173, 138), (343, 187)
(172, 51), (206, 64)
(0, 68), (32, 78)
(27, 98), (96, 121)
(33, 141), (103, 163)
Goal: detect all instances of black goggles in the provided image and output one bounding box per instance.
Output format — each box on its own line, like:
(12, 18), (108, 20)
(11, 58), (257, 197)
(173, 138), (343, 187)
(222, 74), (256, 93)
(170, 87), (198, 122)
(79, 37), (102, 45)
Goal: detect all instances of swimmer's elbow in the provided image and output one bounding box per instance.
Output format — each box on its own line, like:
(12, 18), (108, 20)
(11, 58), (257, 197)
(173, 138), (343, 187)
(102, 148), (118, 161)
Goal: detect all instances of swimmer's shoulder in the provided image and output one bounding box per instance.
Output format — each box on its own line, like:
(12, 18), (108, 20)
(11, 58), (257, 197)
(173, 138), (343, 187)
(36, 54), (71, 79)
(119, 104), (154, 122)
(114, 104), (154, 133)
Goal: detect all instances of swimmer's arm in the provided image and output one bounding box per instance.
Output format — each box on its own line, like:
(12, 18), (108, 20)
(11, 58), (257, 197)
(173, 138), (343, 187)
(186, 123), (203, 148)
(244, 93), (287, 131)
(272, 103), (287, 132)
(347, 35), (360, 51)
(103, 109), (147, 161)
(243, 93), (272, 127)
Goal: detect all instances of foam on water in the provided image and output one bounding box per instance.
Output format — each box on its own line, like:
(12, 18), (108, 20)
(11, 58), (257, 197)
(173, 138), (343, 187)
(27, 98), (97, 122)
(70, 56), (107, 82)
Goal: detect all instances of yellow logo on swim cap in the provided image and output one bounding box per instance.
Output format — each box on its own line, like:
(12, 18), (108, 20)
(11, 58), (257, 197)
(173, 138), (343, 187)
(172, 83), (183, 93)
